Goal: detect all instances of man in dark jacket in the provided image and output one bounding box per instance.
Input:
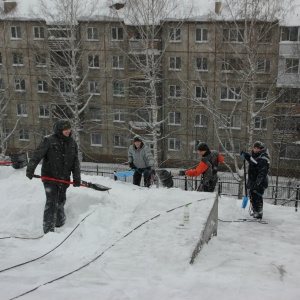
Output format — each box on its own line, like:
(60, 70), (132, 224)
(180, 142), (224, 192)
(128, 135), (155, 187)
(26, 119), (81, 233)
(241, 141), (270, 219)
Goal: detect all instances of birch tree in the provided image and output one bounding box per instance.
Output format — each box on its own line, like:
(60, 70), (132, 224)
(187, 0), (295, 188)
(29, 0), (107, 159)
(110, 0), (194, 167)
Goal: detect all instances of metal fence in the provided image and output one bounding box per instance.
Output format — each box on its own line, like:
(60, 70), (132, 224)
(80, 164), (300, 211)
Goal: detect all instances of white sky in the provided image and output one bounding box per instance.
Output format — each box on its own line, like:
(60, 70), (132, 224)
(0, 165), (300, 300)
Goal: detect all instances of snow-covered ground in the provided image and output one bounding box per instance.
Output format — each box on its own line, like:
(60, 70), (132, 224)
(0, 165), (299, 300)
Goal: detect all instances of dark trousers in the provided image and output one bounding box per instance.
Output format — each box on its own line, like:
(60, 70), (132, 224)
(43, 182), (68, 233)
(249, 188), (264, 213)
(133, 168), (151, 187)
(197, 175), (218, 192)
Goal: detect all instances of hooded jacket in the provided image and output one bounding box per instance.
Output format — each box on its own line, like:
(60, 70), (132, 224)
(27, 120), (81, 185)
(246, 147), (270, 190)
(128, 142), (154, 169)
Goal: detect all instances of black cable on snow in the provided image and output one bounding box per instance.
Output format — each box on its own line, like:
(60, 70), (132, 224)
(218, 218), (268, 225)
(0, 210), (96, 274)
(8, 197), (213, 300)
(0, 235), (43, 240)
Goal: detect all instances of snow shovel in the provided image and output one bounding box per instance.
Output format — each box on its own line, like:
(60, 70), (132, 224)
(241, 154), (248, 209)
(33, 175), (111, 191)
(114, 170), (135, 178)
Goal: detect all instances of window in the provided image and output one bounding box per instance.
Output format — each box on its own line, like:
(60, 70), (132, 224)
(59, 80), (72, 93)
(277, 116), (300, 132)
(17, 104), (27, 116)
(169, 28), (181, 42)
(11, 26), (21, 39)
(220, 87), (241, 101)
(87, 27), (99, 40)
(254, 116), (267, 130)
(88, 81), (100, 94)
(0, 78), (4, 90)
(37, 79), (48, 93)
(257, 59), (270, 73)
(137, 109), (150, 122)
(112, 27), (123, 41)
(222, 140), (241, 154)
(221, 58), (243, 72)
(88, 54), (100, 68)
(196, 57), (208, 71)
(195, 28), (208, 42)
(33, 26), (45, 39)
(223, 28), (244, 43)
(255, 88), (268, 101)
(90, 108), (101, 121)
(278, 89), (300, 103)
(285, 58), (299, 74)
(91, 133), (102, 146)
(19, 129), (29, 141)
(113, 81), (125, 96)
(112, 56), (124, 69)
(194, 114), (208, 127)
(258, 25), (272, 43)
(280, 144), (300, 159)
(12, 53), (24, 66)
(113, 109), (125, 122)
(114, 135), (125, 147)
(281, 27), (299, 41)
(195, 86), (208, 100)
(168, 112), (181, 125)
(169, 85), (181, 99)
(36, 54), (47, 66)
(15, 78), (25, 91)
(168, 138), (180, 151)
(169, 57), (181, 70)
(220, 114), (241, 129)
(39, 105), (50, 118)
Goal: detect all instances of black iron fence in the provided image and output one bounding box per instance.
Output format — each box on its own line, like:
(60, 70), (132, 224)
(80, 164), (299, 211)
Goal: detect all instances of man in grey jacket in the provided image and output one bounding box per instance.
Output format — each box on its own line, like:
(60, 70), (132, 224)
(128, 135), (155, 187)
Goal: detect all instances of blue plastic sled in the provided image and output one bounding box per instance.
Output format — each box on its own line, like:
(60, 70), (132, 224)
(114, 170), (135, 178)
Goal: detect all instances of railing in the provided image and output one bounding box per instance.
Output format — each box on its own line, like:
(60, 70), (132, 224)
(80, 164), (300, 211)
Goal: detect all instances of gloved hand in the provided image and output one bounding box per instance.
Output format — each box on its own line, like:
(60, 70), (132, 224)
(73, 180), (81, 187)
(150, 168), (156, 175)
(241, 151), (250, 161)
(26, 172), (33, 180)
(179, 170), (186, 176)
(129, 162), (136, 169)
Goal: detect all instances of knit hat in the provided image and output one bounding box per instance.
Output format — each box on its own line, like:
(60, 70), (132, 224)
(133, 135), (142, 142)
(253, 141), (264, 149)
(197, 142), (209, 151)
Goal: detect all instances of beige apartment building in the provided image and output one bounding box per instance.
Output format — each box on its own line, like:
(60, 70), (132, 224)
(0, 6), (300, 176)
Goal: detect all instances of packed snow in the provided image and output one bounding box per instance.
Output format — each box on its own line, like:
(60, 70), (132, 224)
(0, 165), (300, 300)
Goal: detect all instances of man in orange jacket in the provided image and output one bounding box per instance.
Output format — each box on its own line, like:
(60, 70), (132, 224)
(179, 142), (224, 192)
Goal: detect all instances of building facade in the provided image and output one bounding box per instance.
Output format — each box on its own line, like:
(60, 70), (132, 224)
(1, 3), (300, 176)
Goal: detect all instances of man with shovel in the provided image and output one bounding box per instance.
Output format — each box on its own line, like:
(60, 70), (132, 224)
(26, 119), (81, 234)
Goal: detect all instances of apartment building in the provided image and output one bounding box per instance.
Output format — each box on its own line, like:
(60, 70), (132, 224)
(1, 0), (299, 176)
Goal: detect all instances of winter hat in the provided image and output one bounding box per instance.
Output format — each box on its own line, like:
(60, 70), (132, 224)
(197, 142), (209, 151)
(53, 119), (71, 134)
(253, 141), (264, 149)
(133, 135), (143, 142)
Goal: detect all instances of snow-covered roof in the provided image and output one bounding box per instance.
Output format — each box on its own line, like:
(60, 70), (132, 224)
(2, 0), (300, 26)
